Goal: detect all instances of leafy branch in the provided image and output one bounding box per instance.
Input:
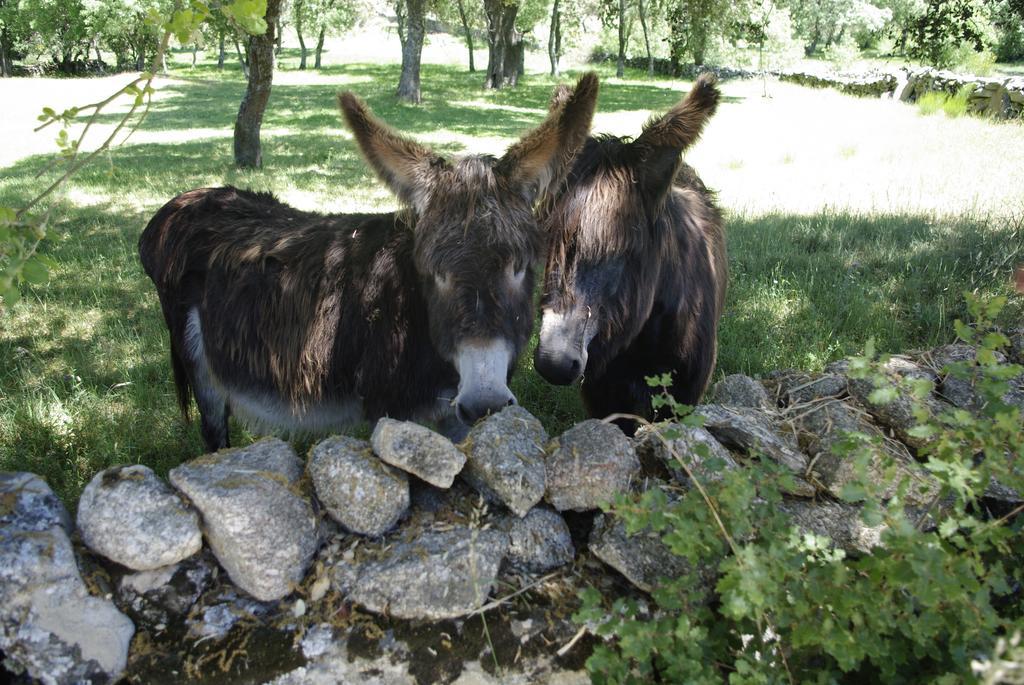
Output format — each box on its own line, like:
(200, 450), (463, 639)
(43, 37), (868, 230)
(0, 0), (266, 312)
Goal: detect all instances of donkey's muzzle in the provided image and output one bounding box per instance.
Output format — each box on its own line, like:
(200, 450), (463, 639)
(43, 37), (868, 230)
(534, 348), (583, 385)
(456, 392), (517, 424)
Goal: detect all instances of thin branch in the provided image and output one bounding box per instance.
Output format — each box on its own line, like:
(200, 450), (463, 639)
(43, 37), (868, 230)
(17, 31), (169, 220)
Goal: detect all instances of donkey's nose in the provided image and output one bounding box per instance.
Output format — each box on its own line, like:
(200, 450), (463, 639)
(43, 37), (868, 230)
(456, 391), (517, 424)
(534, 349), (583, 385)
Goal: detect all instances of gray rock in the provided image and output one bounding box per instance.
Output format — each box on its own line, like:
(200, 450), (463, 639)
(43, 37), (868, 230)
(346, 527), (509, 620)
(371, 418), (466, 489)
(693, 405), (815, 496)
(185, 586), (277, 641)
(1, 472), (134, 684)
(766, 370), (847, 405)
(827, 356), (949, 449)
(544, 420), (640, 511)
(461, 406), (548, 517)
(77, 464), (202, 571)
(929, 344), (1024, 413)
(711, 374), (772, 409)
(778, 499), (885, 555)
(169, 438), (319, 602)
(115, 551), (217, 629)
(634, 422), (739, 486)
(792, 400), (940, 505)
(589, 511), (712, 598)
(504, 507), (574, 573)
(309, 436), (409, 536)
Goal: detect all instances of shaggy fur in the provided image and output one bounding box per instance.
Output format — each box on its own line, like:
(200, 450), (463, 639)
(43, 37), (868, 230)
(140, 74), (599, 451)
(535, 73), (727, 433)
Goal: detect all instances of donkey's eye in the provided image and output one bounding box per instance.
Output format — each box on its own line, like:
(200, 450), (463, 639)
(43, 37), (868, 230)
(505, 262), (526, 288)
(435, 273), (454, 292)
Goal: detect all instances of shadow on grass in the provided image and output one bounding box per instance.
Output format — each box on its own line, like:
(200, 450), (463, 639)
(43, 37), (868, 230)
(0, 71), (1017, 504)
(3, 203), (1019, 503)
(88, 62), (744, 143)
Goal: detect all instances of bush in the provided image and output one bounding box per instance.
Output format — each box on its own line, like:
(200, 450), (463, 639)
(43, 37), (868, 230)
(950, 41), (997, 75)
(576, 294), (1024, 683)
(995, 23), (1024, 62)
(822, 36), (862, 72)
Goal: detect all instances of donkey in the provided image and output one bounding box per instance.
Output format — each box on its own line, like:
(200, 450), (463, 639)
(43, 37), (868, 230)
(140, 73), (599, 451)
(534, 73), (726, 433)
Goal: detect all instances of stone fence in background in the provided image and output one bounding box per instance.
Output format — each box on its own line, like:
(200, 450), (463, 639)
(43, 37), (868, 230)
(589, 51), (1024, 120)
(778, 67), (1024, 119)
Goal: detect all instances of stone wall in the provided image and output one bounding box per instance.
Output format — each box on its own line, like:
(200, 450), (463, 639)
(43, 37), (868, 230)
(588, 50), (1024, 120)
(779, 67), (1024, 119)
(2, 335), (1022, 684)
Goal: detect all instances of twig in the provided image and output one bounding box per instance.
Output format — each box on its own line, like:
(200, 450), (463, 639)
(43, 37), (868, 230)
(17, 30), (170, 220)
(601, 411), (796, 685)
(470, 572), (559, 616)
(556, 625), (588, 657)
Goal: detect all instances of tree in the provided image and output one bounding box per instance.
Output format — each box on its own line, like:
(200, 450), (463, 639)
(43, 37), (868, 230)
(636, 0), (653, 74)
(616, 0), (628, 76)
(0, 0), (29, 77)
(86, 0), (161, 70)
(790, 0), (892, 54)
(395, 0), (426, 102)
(904, 0), (987, 65)
(483, 0), (522, 88)
(22, 0), (92, 72)
(234, 0), (282, 168)
(663, 0), (748, 66)
(310, 0), (358, 69)
(436, 0), (482, 72)
(548, 0), (562, 75)
(293, 0), (309, 68)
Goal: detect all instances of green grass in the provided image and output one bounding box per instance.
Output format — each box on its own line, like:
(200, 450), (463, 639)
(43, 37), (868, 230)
(917, 85), (975, 118)
(1, 57), (1022, 506)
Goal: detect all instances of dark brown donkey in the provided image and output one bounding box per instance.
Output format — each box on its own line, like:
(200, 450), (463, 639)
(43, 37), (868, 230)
(140, 74), (599, 451)
(534, 74), (726, 432)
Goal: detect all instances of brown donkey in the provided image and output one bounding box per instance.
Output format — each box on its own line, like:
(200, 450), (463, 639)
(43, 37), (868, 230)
(140, 74), (599, 451)
(534, 73), (725, 433)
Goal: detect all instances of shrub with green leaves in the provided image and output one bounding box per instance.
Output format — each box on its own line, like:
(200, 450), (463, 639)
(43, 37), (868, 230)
(577, 293), (1023, 683)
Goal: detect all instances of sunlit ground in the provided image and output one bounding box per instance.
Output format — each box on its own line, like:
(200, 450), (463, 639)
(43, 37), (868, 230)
(1, 23), (1022, 504)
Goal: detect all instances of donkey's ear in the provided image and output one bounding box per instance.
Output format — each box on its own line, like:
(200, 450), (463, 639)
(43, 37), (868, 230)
(632, 73), (719, 200)
(338, 92), (444, 214)
(496, 72), (599, 201)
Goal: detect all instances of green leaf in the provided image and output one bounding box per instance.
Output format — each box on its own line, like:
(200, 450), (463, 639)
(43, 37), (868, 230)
(868, 386), (898, 405)
(953, 319), (974, 344)
(21, 259), (49, 285)
(907, 424), (936, 440)
(2, 285), (21, 306)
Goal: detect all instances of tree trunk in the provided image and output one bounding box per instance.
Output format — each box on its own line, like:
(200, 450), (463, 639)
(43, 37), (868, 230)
(456, 0), (475, 72)
(616, 0), (626, 77)
(234, 0), (280, 168)
(296, 0), (307, 70)
(484, 0), (521, 89)
(315, 25), (325, 68)
(396, 0), (426, 103)
(235, 38), (249, 78)
(1, 28), (13, 76)
(395, 0), (406, 46)
(274, 16), (283, 55)
(218, 32), (226, 69)
(548, 0), (561, 76)
(191, 43), (198, 67)
(637, 0), (652, 75)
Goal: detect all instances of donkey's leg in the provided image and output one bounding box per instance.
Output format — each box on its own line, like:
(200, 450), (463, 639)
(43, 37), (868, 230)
(184, 307), (230, 452)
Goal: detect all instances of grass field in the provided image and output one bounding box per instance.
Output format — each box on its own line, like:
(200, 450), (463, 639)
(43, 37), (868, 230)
(1, 48), (1023, 506)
